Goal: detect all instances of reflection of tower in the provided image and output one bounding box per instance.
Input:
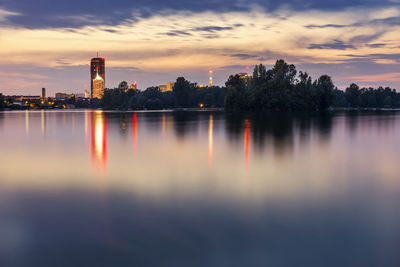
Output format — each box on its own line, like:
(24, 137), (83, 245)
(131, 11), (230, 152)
(90, 53), (105, 98)
(209, 67), (213, 87)
(208, 114), (213, 168)
(91, 111), (107, 173)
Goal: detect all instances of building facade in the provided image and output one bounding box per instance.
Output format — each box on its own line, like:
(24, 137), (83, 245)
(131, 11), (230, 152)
(90, 56), (105, 98)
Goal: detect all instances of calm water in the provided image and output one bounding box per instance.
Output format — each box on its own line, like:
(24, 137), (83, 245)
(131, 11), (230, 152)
(1, 110), (400, 267)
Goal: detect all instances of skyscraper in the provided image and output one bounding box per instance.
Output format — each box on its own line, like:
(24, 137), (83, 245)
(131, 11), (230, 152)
(90, 53), (105, 99)
(42, 88), (46, 99)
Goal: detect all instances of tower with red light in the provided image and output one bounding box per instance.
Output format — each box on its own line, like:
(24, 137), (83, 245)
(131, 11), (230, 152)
(209, 67), (213, 87)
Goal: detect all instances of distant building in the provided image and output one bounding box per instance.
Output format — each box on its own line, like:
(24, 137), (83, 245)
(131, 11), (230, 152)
(85, 90), (90, 98)
(238, 72), (250, 86)
(238, 73), (250, 79)
(42, 88), (46, 99)
(90, 55), (105, 98)
(55, 93), (75, 99)
(75, 93), (86, 98)
(167, 81), (174, 91)
(159, 81), (175, 92)
(55, 93), (67, 99)
(11, 95), (41, 101)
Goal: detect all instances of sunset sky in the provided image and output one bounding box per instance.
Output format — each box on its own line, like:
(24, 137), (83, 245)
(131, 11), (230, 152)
(0, 0), (399, 96)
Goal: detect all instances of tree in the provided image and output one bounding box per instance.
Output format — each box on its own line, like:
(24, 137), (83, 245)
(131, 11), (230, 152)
(118, 81), (129, 91)
(345, 83), (360, 107)
(314, 75), (335, 110)
(267, 59), (297, 109)
(173, 77), (193, 107)
(0, 93), (4, 109)
(225, 74), (249, 111)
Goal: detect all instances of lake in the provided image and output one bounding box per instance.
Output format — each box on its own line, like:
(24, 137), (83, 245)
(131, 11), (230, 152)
(1, 110), (400, 267)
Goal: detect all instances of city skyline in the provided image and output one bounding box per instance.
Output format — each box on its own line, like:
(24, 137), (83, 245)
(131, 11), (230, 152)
(0, 1), (399, 96)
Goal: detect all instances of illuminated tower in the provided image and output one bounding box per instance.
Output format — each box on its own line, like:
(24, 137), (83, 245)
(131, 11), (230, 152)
(90, 53), (105, 98)
(209, 67), (213, 87)
(93, 69), (105, 99)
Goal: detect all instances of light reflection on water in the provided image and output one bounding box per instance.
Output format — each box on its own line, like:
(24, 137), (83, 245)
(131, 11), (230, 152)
(1, 110), (400, 266)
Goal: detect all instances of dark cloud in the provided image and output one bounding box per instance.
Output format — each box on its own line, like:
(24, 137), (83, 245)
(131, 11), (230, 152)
(305, 24), (347, 29)
(164, 30), (192, 36)
(366, 43), (387, 48)
(193, 26), (234, 32)
(340, 53), (400, 63)
(229, 53), (259, 59)
(309, 40), (355, 50)
(0, 0), (398, 29)
(103, 29), (119, 33)
(349, 33), (384, 44)
(305, 16), (400, 29)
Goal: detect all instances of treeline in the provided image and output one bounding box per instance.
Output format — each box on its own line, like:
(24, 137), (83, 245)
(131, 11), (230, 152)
(1, 59), (399, 111)
(225, 60), (400, 111)
(333, 84), (400, 108)
(0, 93), (4, 109)
(226, 60), (335, 111)
(102, 77), (225, 110)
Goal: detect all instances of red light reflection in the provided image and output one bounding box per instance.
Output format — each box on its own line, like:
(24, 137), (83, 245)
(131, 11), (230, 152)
(244, 119), (250, 172)
(132, 112), (137, 155)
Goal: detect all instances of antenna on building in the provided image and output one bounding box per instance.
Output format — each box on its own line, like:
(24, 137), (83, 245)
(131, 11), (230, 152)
(209, 67), (213, 87)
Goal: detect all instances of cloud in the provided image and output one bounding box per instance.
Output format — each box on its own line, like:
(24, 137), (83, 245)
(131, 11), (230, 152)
(309, 40), (355, 50)
(1, 0), (398, 29)
(366, 43), (387, 48)
(164, 30), (192, 36)
(305, 24), (347, 29)
(229, 53), (259, 59)
(193, 26), (234, 32)
(0, 8), (19, 21)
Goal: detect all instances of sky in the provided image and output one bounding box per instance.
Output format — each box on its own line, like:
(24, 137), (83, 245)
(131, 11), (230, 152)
(0, 0), (399, 96)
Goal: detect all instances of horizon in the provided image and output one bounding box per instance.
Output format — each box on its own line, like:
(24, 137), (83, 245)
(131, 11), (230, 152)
(0, 1), (399, 96)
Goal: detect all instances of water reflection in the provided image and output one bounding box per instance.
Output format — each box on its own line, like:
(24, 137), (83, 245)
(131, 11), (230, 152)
(132, 112), (137, 155)
(244, 119), (249, 172)
(208, 114), (213, 168)
(91, 111), (107, 174)
(225, 112), (335, 155)
(25, 110), (29, 135)
(41, 110), (46, 135)
(2, 110), (400, 267)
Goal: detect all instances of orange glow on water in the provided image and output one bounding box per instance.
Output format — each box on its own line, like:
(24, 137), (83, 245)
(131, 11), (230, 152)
(132, 112), (137, 155)
(244, 119), (250, 172)
(91, 111), (107, 175)
(208, 114), (214, 168)
(162, 113), (166, 138)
